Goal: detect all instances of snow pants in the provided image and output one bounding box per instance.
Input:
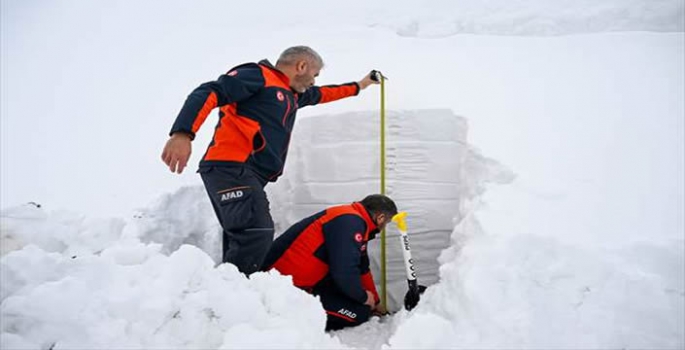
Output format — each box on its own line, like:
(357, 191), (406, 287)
(200, 165), (275, 275)
(314, 280), (372, 331)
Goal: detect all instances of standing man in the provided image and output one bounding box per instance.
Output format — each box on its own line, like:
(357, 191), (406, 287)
(161, 46), (379, 274)
(262, 194), (397, 331)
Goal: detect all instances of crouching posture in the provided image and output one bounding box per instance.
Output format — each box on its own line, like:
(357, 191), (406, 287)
(262, 194), (397, 331)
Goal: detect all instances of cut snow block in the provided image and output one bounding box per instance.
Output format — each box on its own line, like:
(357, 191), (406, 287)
(387, 109), (467, 141)
(297, 143), (379, 183)
(387, 141), (469, 182)
(268, 109), (468, 311)
(294, 111), (381, 144)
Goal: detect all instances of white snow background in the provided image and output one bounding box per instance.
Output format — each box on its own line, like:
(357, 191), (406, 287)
(1, 0), (684, 349)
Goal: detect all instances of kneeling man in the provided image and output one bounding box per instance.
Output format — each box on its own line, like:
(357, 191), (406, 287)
(262, 194), (397, 331)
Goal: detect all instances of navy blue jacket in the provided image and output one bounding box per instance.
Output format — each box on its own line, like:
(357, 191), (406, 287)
(170, 60), (360, 181)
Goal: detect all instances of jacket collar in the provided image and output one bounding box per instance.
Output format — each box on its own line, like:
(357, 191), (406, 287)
(258, 59), (291, 88)
(352, 202), (378, 240)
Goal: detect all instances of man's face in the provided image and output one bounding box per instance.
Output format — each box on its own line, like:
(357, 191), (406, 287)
(291, 60), (321, 93)
(374, 213), (392, 232)
(368, 213), (394, 241)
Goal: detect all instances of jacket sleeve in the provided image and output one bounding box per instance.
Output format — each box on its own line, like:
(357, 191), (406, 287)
(297, 82), (360, 108)
(322, 214), (368, 304)
(360, 250), (380, 304)
(169, 64), (265, 139)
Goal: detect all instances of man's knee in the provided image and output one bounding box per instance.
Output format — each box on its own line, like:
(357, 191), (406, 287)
(224, 227), (275, 274)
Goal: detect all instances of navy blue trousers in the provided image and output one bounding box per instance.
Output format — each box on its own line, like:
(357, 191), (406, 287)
(314, 279), (372, 331)
(200, 165), (274, 275)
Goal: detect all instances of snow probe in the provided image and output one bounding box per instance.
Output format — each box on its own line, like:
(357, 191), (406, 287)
(371, 69), (390, 311)
(392, 212), (427, 311)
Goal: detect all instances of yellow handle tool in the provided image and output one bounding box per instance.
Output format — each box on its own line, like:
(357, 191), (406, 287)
(392, 211), (408, 233)
(392, 211), (424, 310)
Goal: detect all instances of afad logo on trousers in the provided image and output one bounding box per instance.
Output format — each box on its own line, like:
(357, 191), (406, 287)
(338, 308), (357, 319)
(220, 187), (246, 202)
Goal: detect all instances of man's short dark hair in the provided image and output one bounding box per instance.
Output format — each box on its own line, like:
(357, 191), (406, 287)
(360, 194), (398, 217)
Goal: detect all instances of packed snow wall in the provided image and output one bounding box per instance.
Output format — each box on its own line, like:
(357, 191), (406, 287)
(268, 109), (507, 311)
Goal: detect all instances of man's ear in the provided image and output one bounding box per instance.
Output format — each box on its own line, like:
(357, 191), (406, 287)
(296, 60), (307, 73)
(376, 213), (386, 225)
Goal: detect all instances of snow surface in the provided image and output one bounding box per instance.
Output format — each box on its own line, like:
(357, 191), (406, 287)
(2, 0), (684, 349)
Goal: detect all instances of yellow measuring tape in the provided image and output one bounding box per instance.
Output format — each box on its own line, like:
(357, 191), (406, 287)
(378, 71), (388, 311)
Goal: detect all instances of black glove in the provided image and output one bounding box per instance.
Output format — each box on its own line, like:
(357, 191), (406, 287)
(404, 282), (427, 311)
(370, 70), (384, 82)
